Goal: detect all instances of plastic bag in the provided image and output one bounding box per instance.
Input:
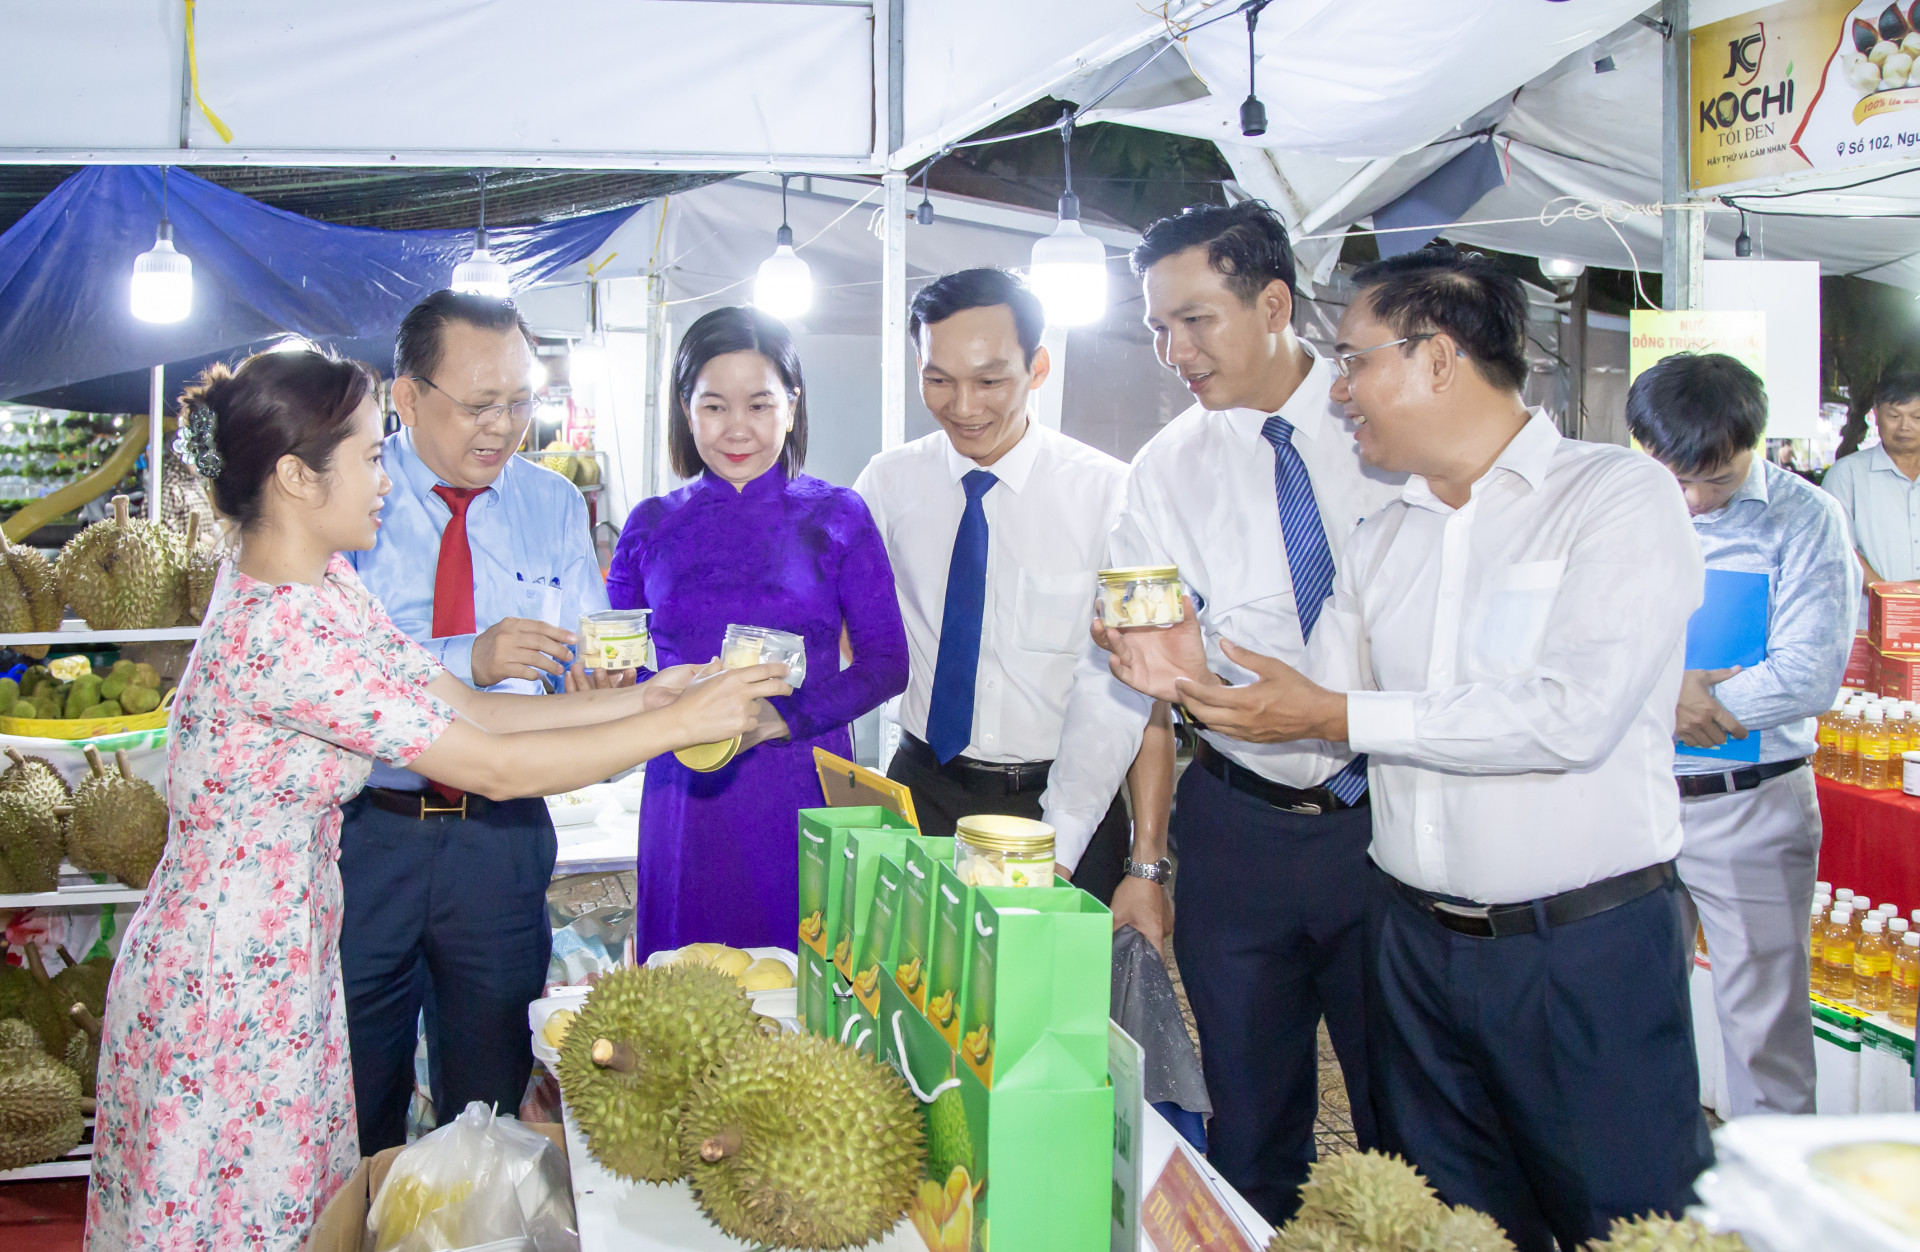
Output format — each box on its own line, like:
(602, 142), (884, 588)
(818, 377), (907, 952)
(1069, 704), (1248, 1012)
(1110, 926), (1211, 1119)
(367, 1102), (579, 1252)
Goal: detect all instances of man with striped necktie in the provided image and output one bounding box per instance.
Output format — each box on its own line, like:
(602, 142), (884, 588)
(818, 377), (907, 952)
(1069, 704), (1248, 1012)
(1040, 201), (1403, 1225)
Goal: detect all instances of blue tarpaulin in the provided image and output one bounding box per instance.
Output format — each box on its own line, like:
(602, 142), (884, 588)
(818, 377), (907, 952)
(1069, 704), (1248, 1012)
(0, 166), (636, 408)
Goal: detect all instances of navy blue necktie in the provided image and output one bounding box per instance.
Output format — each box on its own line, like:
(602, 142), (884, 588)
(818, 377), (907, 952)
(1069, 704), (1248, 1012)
(927, 470), (998, 762)
(1261, 416), (1367, 804)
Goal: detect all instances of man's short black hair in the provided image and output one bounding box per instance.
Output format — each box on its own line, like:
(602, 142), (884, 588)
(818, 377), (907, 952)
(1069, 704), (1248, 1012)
(1878, 366), (1920, 411)
(1625, 352), (1767, 473)
(1130, 200), (1297, 304)
(908, 268), (1046, 367)
(1350, 246), (1529, 395)
(394, 289), (536, 383)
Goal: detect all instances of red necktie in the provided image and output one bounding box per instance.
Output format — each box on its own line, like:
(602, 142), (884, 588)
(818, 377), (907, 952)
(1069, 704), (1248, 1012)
(427, 485), (483, 808)
(431, 486), (483, 638)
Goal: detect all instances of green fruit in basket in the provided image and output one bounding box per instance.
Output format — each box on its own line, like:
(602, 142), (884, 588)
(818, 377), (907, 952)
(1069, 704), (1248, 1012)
(66, 745), (168, 892)
(9, 701), (37, 720)
(0, 1037), (85, 1172)
(0, 538), (65, 662)
(54, 495), (183, 632)
(556, 962), (762, 1184)
(130, 663), (160, 690)
(679, 1032), (926, 1251)
(100, 674), (129, 703)
(120, 686), (161, 716)
(33, 696), (59, 721)
(79, 702), (121, 720)
(0, 679), (17, 709)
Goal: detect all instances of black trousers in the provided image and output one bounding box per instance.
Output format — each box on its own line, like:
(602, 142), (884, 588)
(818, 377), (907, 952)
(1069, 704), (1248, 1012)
(338, 793), (558, 1152)
(1170, 763), (1378, 1226)
(885, 743), (1129, 906)
(1367, 867), (1713, 1252)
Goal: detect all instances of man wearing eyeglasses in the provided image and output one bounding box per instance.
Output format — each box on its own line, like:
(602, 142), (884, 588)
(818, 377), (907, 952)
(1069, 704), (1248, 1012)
(340, 289), (631, 1152)
(1039, 201), (1402, 1224)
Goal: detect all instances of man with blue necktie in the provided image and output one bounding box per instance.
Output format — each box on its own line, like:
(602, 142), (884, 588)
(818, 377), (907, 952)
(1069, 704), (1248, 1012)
(856, 268), (1159, 909)
(342, 290), (632, 1151)
(1041, 202), (1403, 1224)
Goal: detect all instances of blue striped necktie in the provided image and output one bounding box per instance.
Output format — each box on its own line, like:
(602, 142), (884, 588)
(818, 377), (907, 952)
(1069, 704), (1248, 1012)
(927, 469), (998, 762)
(1261, 415), (1367, 804)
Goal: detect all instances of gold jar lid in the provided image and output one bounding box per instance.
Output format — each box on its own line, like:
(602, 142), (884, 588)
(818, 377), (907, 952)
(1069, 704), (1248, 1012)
(955, 814), (1056, 856)
(1098, 565), (1179, 585)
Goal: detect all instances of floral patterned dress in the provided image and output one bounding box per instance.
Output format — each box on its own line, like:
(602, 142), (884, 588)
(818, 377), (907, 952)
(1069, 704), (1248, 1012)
(86, 556), (456, 1251)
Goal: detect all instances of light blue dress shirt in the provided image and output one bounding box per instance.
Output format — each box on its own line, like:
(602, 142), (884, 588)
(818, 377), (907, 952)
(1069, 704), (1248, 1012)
(1677, 457), (1857, 774)
(349, 428), (609, 790)
(1821, 442), (1920, 585)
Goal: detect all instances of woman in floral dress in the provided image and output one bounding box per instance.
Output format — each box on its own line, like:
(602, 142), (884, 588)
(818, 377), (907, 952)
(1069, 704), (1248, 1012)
(84, 349), (789, 1251)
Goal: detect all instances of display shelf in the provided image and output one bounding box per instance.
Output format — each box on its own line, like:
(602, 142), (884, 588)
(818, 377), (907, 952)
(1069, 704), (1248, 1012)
(0, 863), (143, 910)
(0, 1118), (93, 1183)
(0, 624), (201, 647)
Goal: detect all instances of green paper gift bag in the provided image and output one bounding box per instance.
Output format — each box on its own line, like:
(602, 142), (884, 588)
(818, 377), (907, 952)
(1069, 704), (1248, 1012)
(958, 887), (1110, 1089)
(892, 838), (953, 1014)
(926, 862), (976, 1049)
(797, 806), (914, 1034)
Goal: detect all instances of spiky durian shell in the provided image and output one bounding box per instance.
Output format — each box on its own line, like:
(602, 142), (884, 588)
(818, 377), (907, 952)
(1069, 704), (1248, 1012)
(67, 748), (168, 890)
(1413, 1205), (1518, 1252)
(555, 962), (763, 1183)
(1293, 1150), (1444, 1249)
(1588, 1216), (1749, 1251)
(1, 750), (74, 861)
(0, 792), (60, 893)
(1268, 1218), (1361, 1252)
(55, 495), (183, 631)
(0, 541), (63, 659)
(678, 1032), (926, 1251)
(0, 1044), (85, 1170)
(0, 1019), (35, 1050)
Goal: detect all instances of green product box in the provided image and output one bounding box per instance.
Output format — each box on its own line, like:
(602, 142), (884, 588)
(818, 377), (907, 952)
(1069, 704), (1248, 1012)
(926, 861), (976, 1048)
(959, 887), (1110, 1089)
(892, 837), (954, 1013)
(798, 947), (840, 1038)
(796, 805), (915, 963)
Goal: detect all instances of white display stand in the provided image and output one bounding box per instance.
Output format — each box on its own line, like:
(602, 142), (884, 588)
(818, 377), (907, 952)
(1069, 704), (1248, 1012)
(554, 805), (640, 879)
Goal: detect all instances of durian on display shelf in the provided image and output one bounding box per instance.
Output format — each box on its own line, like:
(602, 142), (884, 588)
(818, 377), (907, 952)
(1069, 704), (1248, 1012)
(0, 537), (62, 656)
(66, 745), (168, 891)
(679, 1031), (926, 1252)
(554, 961), (763, 1183)
(0, 1020), (87, 1172)
(54, 494), (185, 631)
(176, 511), (220, 626)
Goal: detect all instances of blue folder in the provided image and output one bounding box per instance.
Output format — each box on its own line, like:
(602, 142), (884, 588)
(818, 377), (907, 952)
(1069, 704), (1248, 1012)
(1677, 568), (1769, 763)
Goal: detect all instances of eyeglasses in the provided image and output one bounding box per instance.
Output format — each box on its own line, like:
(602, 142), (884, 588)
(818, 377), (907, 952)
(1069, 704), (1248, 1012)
(409, 376), (540, 427)
(1332, 333), (1438, 379)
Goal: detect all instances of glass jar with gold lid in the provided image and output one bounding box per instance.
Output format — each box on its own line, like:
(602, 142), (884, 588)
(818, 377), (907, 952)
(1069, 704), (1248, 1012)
(954, 815), (1057, 888)
(1097, 565), (1184, 627)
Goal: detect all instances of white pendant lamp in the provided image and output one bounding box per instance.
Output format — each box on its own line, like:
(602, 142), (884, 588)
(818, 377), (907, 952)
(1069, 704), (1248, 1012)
(1028, 114), (1108, 327)
(754, 174), (813, 321)
(452, 171), (512, 299)
(1539, 257), (1586, 280)
(131, 167), (193, 324)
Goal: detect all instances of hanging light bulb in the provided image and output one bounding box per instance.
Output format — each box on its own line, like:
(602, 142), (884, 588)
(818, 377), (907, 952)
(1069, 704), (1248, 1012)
(754, 174), (813, 321)
(452, 171), (512, 299)
(131, 167), (193, 324)
(1029, 112), (1108, 327)
(1240, 0), (1272, 138)
(1539, 257), (1586, 279)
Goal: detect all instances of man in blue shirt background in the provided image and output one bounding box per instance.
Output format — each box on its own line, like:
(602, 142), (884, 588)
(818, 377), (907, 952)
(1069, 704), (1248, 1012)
(1628, 352), (1855, 1117)
(344, 290), (626, 1150)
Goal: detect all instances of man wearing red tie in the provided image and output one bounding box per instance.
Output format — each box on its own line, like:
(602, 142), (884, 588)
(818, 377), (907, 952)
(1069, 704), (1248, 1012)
(341, 291), (629, 1151)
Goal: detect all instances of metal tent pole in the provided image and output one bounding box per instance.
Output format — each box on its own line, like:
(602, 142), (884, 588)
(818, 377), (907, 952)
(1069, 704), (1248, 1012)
(1660, 0), (1703, 310)
(148, 364), (164, 521)
(880, 0), (907, 454)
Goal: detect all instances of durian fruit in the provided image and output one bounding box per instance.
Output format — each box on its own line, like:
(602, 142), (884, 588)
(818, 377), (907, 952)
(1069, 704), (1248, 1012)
(66, 746), (169, 890)
(52, 948), (110, 1097)
(0, 1018), (35, 1050)
(1, 946), (81, 1064)
(0, 791), (62, 893)
(175, 511), (220, 626)
(679, 1032), (927, 1251)
(555, 962), (763, 1183)
(0, 1036), (86, 1171)
(1585, 1216), (1748, 1251)
(0, 538), (63, 659)
(1415, 1205), (1518, 1252)
(54, 494), (184, 631)
(1267, 1151), (1516, 1252)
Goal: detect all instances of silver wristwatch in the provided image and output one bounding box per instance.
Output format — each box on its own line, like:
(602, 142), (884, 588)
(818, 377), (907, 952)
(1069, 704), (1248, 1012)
(1123, 856), (1172, 884)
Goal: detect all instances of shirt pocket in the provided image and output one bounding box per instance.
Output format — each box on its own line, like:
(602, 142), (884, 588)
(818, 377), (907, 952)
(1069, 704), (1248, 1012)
(1014, 569), (1096, 655)
(1467, 557), (1566, 679)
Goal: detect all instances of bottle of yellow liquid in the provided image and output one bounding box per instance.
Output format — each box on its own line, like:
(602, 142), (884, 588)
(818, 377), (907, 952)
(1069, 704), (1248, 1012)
(1853, 898), (1873, 935)
(1815, 698), (1845, 777)
(1811, 895), (1832, 993)
(1836, 703), (1864, 784)
(1892, 932), (1919, 1028)
(1823, 908), (1856, 1002)
(1860, 707), (1894, 789)
(1856, 918), (1894, 1010)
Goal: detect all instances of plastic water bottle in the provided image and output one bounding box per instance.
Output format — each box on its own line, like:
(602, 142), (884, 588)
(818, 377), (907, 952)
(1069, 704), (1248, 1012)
(1811, 895), (1832, 992)
(1892, 933), (1918, 1028)
(1836, 704), (1865, 784)
(1822, 908), (1857, 1001)
(1856, 918), (1893, 1010)
(1816, 697), (1847, 776)
(1859, 708), (1894, 789)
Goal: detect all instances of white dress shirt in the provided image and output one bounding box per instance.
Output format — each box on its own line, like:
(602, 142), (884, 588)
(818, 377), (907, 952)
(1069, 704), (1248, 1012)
(854, 421), (1127, 764)
(1040, 352), (1405, 869)
(1302, 411), (1706, 904)
(1822, 442), (1920, 583)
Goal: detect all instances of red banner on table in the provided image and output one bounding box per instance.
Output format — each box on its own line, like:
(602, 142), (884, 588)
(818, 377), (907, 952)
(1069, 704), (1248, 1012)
(1815, 777), (1920, 920)
(1141, 1150), (1258, 1252)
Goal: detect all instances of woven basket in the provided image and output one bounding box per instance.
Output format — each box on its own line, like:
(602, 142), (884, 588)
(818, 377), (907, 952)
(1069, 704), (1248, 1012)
(0, 689), (176, 741)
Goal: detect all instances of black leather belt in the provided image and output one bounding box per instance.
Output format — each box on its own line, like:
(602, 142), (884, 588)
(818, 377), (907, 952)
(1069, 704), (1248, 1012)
(896, 733), (1052, 796)
(1387, 860), (1676, 939)
(1676, 756), (1806, 798)
(1193, 738), (1367, 815)
(364, 786), (503, 822)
